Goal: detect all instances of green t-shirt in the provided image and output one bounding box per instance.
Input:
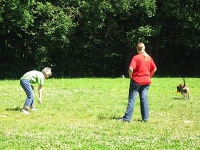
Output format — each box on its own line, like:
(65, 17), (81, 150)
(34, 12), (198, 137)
(20, 70), (45, 85)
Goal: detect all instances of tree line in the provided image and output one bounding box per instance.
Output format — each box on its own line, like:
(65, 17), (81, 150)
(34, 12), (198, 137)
(0, 0), (199, 79)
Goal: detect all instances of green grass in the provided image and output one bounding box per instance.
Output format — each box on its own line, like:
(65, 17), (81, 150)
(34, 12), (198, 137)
(0, 78), (200, 150)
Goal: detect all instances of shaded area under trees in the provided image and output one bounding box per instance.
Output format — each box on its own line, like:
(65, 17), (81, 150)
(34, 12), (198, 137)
(0, 0), (199, 79)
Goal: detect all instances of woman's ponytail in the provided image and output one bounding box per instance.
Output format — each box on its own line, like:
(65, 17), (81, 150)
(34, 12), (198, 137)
(137, 42), (149, 60)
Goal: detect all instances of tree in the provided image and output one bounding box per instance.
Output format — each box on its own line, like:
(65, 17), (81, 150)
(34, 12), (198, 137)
(0, 0), (76, 78)
(0, 0), (199, 78)
(153, 0), (200, 76)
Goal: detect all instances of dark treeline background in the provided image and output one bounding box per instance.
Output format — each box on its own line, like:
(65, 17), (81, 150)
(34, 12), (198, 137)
(0, 0), (200, 79)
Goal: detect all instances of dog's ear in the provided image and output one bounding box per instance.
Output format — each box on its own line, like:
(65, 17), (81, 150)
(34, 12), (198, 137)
(177, 86), (180, 92)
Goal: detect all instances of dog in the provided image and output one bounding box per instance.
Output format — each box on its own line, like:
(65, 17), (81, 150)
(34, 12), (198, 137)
(177, 78), (190, 99)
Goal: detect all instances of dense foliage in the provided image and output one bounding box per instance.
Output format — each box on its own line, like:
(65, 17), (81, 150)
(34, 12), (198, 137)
(0, 0), (199, 78)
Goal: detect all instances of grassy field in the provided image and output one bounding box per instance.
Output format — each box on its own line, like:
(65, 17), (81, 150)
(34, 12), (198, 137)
(0, 78), (199, 150)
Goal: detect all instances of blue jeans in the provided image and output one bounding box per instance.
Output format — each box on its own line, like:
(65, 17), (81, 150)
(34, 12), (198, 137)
(123, 79), (150, 121)
(20, 79), (34, 109)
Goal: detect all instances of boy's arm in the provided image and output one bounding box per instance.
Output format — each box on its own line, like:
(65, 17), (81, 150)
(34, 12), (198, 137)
(38, 85), (43, 104)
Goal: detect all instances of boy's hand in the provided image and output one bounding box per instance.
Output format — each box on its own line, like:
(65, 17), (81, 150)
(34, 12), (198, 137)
(38, 98), (42, 104)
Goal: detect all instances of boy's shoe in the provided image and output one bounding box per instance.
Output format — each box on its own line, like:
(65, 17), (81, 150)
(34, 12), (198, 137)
(31, 107), (37, 111)
(21, 109), (30, 114)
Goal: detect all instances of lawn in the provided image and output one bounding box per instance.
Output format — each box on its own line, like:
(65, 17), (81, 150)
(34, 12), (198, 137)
(0, 78), (199, 150)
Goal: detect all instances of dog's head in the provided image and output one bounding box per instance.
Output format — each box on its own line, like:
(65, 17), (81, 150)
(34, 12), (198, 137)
(177, 84), (188, 94)
(177, 84), (183, 93)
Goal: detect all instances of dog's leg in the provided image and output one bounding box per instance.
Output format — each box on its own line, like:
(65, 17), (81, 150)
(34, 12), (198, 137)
(187, 93), (190, 99)
(182, 93), (185, 99)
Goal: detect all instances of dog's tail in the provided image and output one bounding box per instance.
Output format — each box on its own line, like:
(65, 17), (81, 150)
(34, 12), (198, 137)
(183, 78), (186, 87)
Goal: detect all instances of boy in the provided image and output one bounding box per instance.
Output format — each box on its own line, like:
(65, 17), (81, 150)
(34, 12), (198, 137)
(20, 67), (52, 114)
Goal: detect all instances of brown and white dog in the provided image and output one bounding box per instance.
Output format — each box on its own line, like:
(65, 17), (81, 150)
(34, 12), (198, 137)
(177, 79), (190, 99)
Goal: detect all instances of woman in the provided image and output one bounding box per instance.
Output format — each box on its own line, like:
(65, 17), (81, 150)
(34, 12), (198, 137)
(121, 42), (157, 122)
(20, 67), (52, 114)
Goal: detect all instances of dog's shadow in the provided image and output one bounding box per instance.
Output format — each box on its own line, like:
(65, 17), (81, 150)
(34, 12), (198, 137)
(173, 97), (184, 100)
(6, 107), (21, 111)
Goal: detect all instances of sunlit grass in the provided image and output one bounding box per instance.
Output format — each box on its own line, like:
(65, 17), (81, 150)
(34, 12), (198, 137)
(0, 78), (200, 149)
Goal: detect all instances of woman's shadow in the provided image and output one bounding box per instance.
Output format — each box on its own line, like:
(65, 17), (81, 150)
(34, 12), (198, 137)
(6, 107), (21, 111)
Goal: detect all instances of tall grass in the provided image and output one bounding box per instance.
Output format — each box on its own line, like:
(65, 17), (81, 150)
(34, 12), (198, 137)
(0, 78), (199, 150)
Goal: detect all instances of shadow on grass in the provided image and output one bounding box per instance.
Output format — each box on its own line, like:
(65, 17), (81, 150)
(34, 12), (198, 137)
(110, 116), (122, 120)
(173, 97), (183, 100)
(97, 113), (121, 120)
(6, 107), (21, 111)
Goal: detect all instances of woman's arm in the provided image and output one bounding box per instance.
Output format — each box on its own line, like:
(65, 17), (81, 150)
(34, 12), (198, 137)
(150, 68), (157, 77)
(128, 67), (133, 78)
